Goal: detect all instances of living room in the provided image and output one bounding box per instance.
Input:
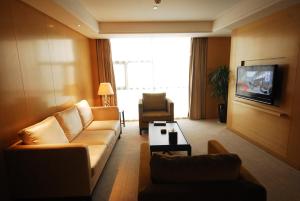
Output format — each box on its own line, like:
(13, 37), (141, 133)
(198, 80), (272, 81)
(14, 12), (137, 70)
(0, 0), (300, 201)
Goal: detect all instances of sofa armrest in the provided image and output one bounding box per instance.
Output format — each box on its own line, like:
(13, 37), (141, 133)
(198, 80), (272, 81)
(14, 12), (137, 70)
(208, 140), (229, 154)
(5, 143), (92, 198)
(139, 143), (152, 194)
(91, 106), (119, 120)
(208, 140), (261, 185)
(166, 98), (174, 118)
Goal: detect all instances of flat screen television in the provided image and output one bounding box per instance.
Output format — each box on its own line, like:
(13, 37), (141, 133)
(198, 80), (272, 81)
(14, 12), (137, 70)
(236, 65), (278, 105)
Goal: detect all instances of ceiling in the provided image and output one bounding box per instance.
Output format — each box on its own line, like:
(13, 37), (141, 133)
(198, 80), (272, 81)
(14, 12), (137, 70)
(79, 0), (241, 22)
(22, 0), (300, 38)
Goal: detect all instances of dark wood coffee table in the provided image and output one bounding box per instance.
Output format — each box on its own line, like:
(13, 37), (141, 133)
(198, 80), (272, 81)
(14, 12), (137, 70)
(148, 121), (192, 156)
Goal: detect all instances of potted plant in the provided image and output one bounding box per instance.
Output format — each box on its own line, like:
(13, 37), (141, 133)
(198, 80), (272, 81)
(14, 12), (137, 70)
(208, 65), (230, 123)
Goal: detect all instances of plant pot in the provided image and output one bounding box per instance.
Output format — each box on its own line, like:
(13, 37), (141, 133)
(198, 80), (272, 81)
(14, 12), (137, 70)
(218, 104), (227, 123)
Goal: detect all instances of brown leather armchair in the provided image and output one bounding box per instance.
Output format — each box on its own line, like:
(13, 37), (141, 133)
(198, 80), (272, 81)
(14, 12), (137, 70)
(138, 93), (174, 134)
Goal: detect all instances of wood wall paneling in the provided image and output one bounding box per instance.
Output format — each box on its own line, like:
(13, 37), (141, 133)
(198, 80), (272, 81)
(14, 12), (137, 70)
(46, 17), (73, 109)
(12, 1), (57, 123)
(0, 1), (94, 200)
(72, 30), (93, 105)
(205, 37), (231, 119)
(0, 1), (26, 200)
(227, 4), (300, 169)
(288, 15), (300, 167)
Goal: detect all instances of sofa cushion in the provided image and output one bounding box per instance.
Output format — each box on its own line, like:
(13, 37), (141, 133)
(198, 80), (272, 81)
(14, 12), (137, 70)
(143, 93), (166, 111)
(142, 111), (171, 122)
(87, 145), (107, 176)
(19, 116), (69, 145)
(138, 180), (267, 201)
(75, 100), (94, 128)
(71, 130), (115, 146)
(86, 120), (120, 135)
(55, 106), (83, 141)
(150, 153), (241, 184)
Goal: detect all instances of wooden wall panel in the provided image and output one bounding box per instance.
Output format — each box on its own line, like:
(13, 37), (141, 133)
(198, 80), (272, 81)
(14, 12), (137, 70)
(206, 37), (231, 119)
(0, 1), (93, 200)
(46, 17), (73, 109)
(0, 2), (27, 200)
(287, 9), (300, 168)
(12, 1), (57, 123)
(227, 4), (300, 169)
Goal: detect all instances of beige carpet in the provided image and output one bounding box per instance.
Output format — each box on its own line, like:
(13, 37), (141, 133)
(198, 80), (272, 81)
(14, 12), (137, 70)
(92, 119), (300, 201)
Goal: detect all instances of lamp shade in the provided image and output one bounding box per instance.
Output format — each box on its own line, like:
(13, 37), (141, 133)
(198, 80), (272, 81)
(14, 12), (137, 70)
(98, 82), (114, 95)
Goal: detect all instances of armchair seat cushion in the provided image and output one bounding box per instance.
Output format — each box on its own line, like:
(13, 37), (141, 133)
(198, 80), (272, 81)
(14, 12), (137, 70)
(86, 120), (120, 135)
(142, 111), (171, 122)
(71, 130), (115, 146)
(87, 145), (107, 176)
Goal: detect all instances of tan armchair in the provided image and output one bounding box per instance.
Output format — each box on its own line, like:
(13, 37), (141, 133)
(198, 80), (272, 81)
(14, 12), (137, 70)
(138, 93), (174, 134)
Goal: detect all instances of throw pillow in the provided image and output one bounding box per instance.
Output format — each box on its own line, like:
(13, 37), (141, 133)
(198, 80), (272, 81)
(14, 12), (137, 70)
(19, 116), (69, 145)
(55, 106), (83, 141)
(75, 100), (94, 128)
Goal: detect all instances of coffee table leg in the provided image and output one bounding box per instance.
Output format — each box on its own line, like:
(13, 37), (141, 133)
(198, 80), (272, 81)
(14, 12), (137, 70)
(187, 148), (192, 156)
(122, 110), (125, 127)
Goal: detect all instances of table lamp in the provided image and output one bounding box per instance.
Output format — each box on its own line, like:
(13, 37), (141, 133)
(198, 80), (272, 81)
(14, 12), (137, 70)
(98, 82), (114, 107)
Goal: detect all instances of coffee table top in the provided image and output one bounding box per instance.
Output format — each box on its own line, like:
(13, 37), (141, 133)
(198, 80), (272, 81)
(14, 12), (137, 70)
(149, 121), (189, 146)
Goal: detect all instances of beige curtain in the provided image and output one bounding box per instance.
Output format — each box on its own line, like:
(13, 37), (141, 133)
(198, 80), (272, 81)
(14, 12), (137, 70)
(96, 39), (117, 106)
(188, 38), (208, 120)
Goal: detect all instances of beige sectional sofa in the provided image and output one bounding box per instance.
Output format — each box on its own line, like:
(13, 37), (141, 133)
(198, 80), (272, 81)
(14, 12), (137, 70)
(5, 100), (121, 200)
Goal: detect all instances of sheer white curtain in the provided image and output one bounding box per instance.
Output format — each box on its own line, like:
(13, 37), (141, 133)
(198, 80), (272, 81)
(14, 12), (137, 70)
(111, 37), (191, 120)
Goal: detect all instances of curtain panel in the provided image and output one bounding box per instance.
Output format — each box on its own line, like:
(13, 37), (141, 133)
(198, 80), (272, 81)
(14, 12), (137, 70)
(96, 39), (118, 106)
(188, 38), (208, 120)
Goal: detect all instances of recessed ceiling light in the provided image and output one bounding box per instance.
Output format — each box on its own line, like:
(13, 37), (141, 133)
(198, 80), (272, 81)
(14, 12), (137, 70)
(77, 24), (81, 27)
(153, 0), (161, 10)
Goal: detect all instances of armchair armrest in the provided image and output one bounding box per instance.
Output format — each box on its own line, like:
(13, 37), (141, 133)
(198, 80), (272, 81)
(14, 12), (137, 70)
(91, 106), (119, 120)
(166, 98), (174, 118)
(138, 99), (143, 116)
(5, 143), (92, 198)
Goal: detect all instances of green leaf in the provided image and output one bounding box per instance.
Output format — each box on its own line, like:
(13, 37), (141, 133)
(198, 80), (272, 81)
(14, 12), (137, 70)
(208, 65), (230, 104)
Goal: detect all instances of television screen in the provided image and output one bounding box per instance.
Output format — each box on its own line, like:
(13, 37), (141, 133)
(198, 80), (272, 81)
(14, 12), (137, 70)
(236, 65), (278, 105)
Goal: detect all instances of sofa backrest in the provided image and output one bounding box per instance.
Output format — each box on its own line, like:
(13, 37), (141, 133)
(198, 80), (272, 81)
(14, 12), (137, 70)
(75, 100), (94, 128)
(55, 106), (83, 141)
(150, 153), (242, 183)
(18, 116), (69, 145)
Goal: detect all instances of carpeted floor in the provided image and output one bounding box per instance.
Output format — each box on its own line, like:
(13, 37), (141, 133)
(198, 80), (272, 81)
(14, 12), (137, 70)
(92, 119), (300, 201)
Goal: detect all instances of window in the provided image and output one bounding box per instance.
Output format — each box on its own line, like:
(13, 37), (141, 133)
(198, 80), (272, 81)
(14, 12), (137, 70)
(111, 37), (191, 120)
